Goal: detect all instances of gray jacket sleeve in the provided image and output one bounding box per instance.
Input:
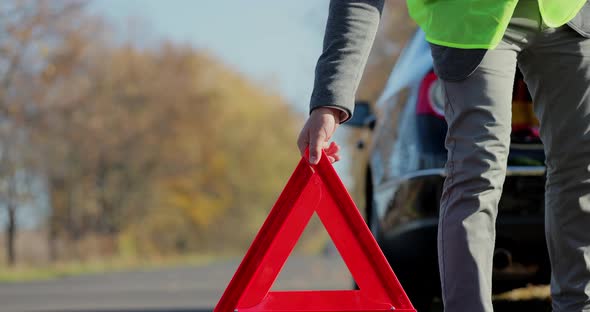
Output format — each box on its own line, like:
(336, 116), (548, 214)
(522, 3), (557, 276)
(310, 0), (384, 123)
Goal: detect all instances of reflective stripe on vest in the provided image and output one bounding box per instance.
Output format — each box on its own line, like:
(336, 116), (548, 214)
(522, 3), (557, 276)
(407, 0), (586, 49)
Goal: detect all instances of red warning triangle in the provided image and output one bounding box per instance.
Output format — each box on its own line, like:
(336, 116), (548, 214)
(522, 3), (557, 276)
(215, 151), (415, 312)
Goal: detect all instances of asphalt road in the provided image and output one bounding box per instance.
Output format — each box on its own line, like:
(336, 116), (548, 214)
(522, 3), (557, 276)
(0, 255), (351, 312)
(0, 254), (552, 312)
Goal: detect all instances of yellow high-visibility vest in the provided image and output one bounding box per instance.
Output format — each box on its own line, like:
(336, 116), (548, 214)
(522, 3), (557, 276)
(407, 0), (586, 49)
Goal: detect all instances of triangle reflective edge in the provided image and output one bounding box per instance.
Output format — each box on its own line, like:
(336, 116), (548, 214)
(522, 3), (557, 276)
(214, 151), (415, 312)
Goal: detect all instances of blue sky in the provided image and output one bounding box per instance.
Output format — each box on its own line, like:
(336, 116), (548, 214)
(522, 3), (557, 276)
(4, 1), (362, 230)
(90, 0), (355, 200)
(91, 0), (330, 115)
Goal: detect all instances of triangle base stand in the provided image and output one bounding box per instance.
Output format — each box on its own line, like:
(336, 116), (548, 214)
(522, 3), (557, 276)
(215, 151), (416, 312)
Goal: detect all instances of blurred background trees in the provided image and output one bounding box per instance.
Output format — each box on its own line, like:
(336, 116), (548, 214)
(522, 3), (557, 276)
(0, 0), (301, 266)
(0, 0), (417, 268)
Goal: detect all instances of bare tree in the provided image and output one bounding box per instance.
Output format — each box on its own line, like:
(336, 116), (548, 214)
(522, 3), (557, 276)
(0, 122), (35, 266)
(0, 0), (87, 264)
(0, 0), (303, 263)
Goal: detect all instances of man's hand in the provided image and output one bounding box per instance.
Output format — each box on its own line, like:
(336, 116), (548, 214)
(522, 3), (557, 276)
(297, 107), (342, 164)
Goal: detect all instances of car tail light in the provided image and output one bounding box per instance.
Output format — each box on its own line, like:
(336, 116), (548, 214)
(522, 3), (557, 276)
(417, 71), (541, 142)
(512, 79), (540, 142)
(417, 71), (445, 119)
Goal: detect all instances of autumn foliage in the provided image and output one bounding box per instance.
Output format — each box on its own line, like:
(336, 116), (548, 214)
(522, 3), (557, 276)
(0, 1), (301, 265)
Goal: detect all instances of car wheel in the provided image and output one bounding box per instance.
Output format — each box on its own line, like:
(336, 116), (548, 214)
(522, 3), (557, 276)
(352, 199), (380, 290)
(410, 295), (434, 311)
(367, 195), (435, 311)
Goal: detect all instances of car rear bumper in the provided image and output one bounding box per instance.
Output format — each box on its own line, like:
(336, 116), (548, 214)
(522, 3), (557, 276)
(373, 166), (548, 295)
(374, 166), (546, 229)
(379, 215), (549, 294)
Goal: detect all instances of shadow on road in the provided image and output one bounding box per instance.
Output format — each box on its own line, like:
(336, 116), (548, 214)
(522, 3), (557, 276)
(45, 300), (552, 312)
(49, 309), (211, 312)
(51, 300), (551, 312)
(429, 299), (551, 311)
(493, 300), (551, 311)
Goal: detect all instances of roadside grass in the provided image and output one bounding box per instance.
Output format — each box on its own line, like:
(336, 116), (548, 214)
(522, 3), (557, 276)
(0, 218), (333, 283)
(0, 253), (222, 283)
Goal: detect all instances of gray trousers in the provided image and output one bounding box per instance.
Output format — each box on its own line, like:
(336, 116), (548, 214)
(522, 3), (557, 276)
(439, 2), (590, 312)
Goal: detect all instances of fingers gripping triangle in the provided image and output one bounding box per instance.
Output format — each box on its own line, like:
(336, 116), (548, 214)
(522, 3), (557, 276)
(215, 151), (415, 312)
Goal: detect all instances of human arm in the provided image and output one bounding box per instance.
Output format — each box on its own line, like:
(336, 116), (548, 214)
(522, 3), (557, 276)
(298, 0), (384, 164)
